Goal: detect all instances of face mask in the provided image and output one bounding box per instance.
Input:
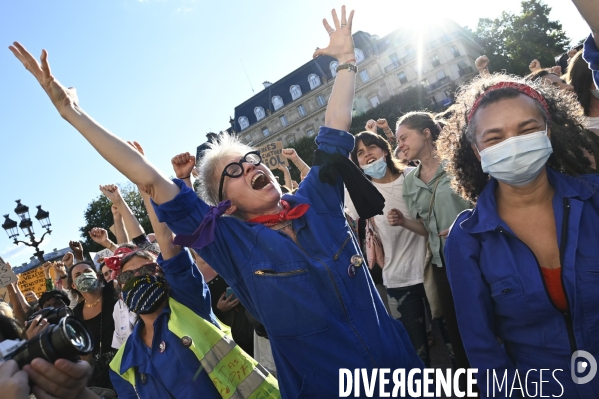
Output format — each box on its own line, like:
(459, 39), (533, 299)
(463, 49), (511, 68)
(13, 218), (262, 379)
(360, 156), (387, 179)
(74, 272), (99, 293)
(122, 275), (168, 315)
(478, 127), (552, 187)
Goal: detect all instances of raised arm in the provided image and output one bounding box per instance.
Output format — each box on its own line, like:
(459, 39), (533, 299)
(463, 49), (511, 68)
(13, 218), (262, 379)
(281, 148), (310, 177)
(100, 184), (145, 240)
(313, 7), (355, 131)
(111, 205), (129, 244)
(170, 151), (196, 190)
(9, 43), (179, 204)
(572, 0), (599, 48)
(475, 55), (490, 77)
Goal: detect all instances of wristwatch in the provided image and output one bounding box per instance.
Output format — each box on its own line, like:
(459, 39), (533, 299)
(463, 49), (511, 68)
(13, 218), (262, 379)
(336, 62), (358, 73)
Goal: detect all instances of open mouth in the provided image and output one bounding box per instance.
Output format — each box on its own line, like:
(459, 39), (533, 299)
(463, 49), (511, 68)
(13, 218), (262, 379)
(251, 173), (271, 190)
(367, 158), (376, 164)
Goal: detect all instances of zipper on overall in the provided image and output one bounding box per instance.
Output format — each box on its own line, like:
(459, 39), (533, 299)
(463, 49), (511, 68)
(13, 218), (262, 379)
(497, 197), (576, 353)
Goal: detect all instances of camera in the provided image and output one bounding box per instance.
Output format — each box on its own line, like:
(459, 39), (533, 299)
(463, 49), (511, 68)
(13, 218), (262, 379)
(28, 307), (73, 325)
(0, 316), (93, 368)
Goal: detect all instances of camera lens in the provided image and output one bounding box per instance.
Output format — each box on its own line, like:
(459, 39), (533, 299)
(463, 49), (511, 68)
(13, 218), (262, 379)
(11, 316), (94, 368)
(27, 307), (73, 325)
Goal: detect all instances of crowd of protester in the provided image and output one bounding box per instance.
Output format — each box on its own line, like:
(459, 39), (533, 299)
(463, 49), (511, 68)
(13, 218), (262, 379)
(3, 1), (599, 398)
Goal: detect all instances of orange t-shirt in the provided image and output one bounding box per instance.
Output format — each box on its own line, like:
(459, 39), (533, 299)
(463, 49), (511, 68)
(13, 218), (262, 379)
(540, 267), (568, 311)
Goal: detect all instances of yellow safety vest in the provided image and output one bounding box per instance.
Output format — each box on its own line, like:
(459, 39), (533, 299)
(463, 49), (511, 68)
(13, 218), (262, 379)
(110, 297), (280, 399)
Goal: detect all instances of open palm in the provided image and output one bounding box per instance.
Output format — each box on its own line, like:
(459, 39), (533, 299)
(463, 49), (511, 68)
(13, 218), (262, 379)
(313, 6), (355, 62)
(9, 42), (78, 113)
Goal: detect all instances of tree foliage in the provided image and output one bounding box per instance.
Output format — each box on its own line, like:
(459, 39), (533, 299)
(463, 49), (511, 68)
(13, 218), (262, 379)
(475, 0), (570, 76)
(78, 183), (153, 255)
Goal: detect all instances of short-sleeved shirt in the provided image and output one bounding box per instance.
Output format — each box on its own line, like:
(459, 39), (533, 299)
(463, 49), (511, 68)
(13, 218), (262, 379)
(403, 163), (472, 266)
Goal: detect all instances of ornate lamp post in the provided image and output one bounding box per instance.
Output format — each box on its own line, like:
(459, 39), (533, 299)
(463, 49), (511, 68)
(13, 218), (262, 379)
(2, 200), (52, 265)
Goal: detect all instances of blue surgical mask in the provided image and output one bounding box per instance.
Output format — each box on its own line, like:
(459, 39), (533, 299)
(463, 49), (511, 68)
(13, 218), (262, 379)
(478, 126), (552, 187)
(360, 156), (388, 179)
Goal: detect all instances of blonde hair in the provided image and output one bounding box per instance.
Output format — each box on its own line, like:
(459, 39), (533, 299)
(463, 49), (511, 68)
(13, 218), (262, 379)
(0, 301), (14, 319)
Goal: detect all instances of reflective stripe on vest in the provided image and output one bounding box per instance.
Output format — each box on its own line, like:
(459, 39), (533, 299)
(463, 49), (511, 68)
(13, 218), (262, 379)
(167, 297), (279, 399)
(109, 345), (136, 388)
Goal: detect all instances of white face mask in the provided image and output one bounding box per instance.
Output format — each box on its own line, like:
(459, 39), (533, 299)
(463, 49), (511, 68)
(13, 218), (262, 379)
(477, 125), (553, 187)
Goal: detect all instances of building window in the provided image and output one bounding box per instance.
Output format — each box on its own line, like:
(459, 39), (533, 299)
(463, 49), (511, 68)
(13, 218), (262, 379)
(254, 107), (265, 121)
(272, 95), (284, 111)
(330, 61), (339, 77)
(286, 134), (296, 144)
(355, 48), (365, 63)
(280, 115), (288, 127)
(297, 104), (306, 117)
(450, 45), (460, 58)
(262, 128), (270, 137)
(316, 95), (326, 107)
(405, 44), (414, 54)
(397, 71), (408, 84)
(308, 74), (321, 89)
(431, 54), (441, 68)
(290, 85), (302, 100)
(389, 52), (400, 64)
(306, 129), (315, 137)
(436, 70), (446, 80)
(359, 70), (370, 83)
(238, 116), (249, 130)
(369, 95), (380, 108)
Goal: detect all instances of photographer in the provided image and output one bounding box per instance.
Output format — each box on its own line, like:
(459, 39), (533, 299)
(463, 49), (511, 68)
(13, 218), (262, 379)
(0, 314), (100, 399)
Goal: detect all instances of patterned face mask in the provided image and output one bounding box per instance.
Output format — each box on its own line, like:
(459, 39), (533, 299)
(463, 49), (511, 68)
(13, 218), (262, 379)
(121, 275), (168, 315)
(74, 272), (99, 293)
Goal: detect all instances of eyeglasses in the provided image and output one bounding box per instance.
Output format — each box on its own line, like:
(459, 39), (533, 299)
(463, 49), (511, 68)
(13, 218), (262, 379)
(118, 262), (159, 285)
(218, 151), (262, 201)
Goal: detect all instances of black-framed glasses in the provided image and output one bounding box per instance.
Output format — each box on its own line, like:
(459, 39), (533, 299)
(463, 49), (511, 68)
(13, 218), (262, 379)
(218, 151), (262, 201)
(118, 262), (159, 285)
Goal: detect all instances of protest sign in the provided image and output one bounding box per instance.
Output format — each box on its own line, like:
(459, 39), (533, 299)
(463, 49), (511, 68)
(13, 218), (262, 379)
(0, 257), (18, 288)
(257, 141), (288, 170)
(17, 266), (46, 300)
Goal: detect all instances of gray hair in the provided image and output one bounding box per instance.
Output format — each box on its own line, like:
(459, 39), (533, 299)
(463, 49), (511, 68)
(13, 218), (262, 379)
(198, 133), (256, 205)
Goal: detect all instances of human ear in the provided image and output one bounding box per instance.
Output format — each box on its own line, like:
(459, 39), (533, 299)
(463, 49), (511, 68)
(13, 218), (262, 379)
(224, 204), (238, 215)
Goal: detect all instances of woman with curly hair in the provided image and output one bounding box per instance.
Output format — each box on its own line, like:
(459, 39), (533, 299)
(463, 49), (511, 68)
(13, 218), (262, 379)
(437, 73), (599, 398)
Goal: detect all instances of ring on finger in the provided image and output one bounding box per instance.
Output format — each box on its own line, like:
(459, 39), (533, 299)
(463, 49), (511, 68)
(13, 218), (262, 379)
(328, 29), (335, 35)
(341, 23), (347, 27)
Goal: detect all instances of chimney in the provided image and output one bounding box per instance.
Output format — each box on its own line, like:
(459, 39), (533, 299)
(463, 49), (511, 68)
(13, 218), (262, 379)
(262, 81), (272, 88)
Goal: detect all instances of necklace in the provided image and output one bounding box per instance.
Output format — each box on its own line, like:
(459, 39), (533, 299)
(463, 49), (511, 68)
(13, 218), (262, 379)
(272, 221), (293, 231)
(85, 296), (102, 307)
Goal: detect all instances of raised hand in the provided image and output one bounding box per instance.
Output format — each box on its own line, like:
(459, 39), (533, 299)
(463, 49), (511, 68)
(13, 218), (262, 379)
(111, 204), (120, 216)
(88, 227), (109, 246)
(171, 152), (196, 179)
(475, 55), (490, 73)
(313, 6), (355, 62)
(549, 66), (562, 76)
(387, 208), (405, 226)
(376, 118), (389, 130)
(68, 241), (84, 260)
(9, 42), (79, 115)
(53, 261), (67, 277)
(281, 148), (299, 161)
(365, 119), (377, 133)
(41, 261), (53, 279)
(529, 59), (542, 72)
(99, 184), (123, 203)
(61, 252), (74, 268)
(127, 141), (145, 156)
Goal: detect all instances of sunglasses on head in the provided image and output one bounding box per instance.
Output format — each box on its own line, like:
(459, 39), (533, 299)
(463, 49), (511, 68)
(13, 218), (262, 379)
(218, 151), (262, 202)
(118, 262), (159, 285)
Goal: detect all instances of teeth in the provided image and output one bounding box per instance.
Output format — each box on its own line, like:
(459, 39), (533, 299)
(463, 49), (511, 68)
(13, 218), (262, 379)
(251, 173), (263, 186)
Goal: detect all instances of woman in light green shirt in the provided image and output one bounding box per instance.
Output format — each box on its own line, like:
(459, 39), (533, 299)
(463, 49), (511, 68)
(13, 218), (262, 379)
(397, 111), (472, 386)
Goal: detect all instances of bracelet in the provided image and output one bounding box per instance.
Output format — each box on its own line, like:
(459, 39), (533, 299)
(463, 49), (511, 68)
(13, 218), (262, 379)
(60, 275), (68, 279)
(178, 175), (191, 180)
(336, 62), (358, 73)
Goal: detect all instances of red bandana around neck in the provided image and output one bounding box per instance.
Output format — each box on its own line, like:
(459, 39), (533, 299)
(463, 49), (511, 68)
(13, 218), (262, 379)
(246, 200), (309, 227)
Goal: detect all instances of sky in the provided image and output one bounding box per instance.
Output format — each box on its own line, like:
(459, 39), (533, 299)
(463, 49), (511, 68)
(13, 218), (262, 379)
(0, 0), (590, 267)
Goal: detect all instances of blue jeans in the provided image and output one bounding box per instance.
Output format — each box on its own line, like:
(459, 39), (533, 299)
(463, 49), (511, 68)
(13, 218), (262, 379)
(387, 283), (430, 367)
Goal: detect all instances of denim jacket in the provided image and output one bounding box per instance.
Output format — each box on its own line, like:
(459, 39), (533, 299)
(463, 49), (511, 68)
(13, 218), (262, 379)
(445, 169), (599, 398)
(153, 127), (423, 398)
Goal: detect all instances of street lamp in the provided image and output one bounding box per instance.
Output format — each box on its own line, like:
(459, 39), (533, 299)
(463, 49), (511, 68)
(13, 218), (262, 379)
(2, 200), (52, 265)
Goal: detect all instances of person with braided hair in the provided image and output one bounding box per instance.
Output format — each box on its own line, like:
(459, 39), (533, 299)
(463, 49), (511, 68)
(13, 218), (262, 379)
(437, 73), (599, 398)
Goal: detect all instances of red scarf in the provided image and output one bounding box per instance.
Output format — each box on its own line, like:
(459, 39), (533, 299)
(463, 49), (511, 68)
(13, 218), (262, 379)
(247, 200), (309, 227)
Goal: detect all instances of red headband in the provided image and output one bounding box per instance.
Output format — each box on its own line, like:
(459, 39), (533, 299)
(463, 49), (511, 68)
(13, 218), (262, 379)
(103, 247), (135, 280)
(467, 82), (551, 123)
